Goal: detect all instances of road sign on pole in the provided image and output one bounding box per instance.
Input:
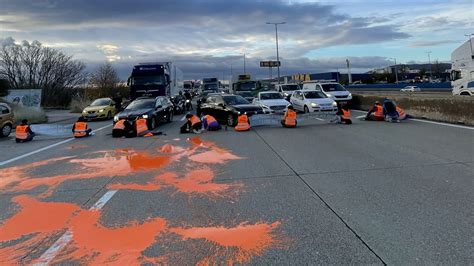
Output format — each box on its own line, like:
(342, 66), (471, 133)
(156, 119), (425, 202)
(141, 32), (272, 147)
(260, 61), (281, 67)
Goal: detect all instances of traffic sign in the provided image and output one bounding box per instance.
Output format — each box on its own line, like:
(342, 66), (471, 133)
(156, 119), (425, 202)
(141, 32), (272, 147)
(260, 61), (281, 67)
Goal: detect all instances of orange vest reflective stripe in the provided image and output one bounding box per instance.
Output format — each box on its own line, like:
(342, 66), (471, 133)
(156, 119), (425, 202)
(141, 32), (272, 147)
(74, 122), (88, 137)
(374, 105), (383, 117)
(341, 109), (351, 120)
(396, 106), (406, 120)
(189, 115), (201, 126)
(114, 120), (126, 130)
(136, 119), (148, 136)
(204, 115), (217, 125)
(284, 110), (297, 127)
(16, 125), (29, 140)
(235, 114), (250, 131)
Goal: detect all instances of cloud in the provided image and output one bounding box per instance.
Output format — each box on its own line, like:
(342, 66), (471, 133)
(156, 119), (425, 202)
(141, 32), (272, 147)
(410, 40), (461, 47)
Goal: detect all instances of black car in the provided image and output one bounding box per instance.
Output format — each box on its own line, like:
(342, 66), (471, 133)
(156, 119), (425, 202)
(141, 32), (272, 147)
(114, 97), (174, 129)
(197, 94), (265, 126)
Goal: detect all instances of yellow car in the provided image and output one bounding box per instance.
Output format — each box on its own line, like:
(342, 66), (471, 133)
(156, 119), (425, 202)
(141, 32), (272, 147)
(0, 103), (15, 137)
(82, 98), (116, 120)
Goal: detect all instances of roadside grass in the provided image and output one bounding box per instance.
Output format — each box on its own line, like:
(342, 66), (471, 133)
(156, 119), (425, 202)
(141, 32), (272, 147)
(70, 97), (91, 113)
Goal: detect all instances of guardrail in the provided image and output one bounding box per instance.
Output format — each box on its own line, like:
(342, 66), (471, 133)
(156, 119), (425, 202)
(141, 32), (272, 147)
(346, 82), (452, 91)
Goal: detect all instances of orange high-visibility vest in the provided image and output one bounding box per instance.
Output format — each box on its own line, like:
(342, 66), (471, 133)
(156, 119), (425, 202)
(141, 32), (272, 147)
(235, 114), (250, 131)
(73, 122), (88, 138)
(189, 115), (201, 126)
(15, 125), (29, 140)
(284, 109), (297, 127)
(114, 120), (126, 130)
(396, 106), (406, 120)
(341, 109), (351, 120)
(135, 118), (148, 136)
(374, 105), (383, 118)
(203, 115), (217, 125)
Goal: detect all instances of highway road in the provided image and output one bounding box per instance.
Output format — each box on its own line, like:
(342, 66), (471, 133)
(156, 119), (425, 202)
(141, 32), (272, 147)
(0, 111), (472, 265)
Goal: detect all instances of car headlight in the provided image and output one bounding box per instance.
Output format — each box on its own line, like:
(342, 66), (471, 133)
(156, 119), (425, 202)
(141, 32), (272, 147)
(332, 102), (338, 107)
(348, 93), (352, 97)
(311, 102), (319, 107)
(82, 110), (87, 114)
(99, 109), (104, 113)
(284, 93), (289, 97)
(114, 115), (119, 122)
(142, 114), (149, 119)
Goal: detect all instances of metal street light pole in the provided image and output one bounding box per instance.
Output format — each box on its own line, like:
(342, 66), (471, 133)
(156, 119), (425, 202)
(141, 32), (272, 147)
(426, 51), (433, 81)
(267, 22), (286, 84)
(389, 57), (398, 83)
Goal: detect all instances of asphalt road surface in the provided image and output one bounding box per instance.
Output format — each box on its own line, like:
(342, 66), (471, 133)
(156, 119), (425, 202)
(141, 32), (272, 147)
(0, 111), (472, 265)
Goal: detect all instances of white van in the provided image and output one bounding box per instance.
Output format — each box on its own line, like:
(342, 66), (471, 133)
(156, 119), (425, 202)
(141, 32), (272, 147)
(302, 81), (352, 102)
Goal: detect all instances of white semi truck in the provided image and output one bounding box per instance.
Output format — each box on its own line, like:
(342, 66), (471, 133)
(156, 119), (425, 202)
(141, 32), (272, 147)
(451, 38), (474, 96)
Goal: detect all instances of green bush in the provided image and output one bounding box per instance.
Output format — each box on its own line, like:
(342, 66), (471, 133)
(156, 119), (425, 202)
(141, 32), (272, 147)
(11, 104), (47, 124)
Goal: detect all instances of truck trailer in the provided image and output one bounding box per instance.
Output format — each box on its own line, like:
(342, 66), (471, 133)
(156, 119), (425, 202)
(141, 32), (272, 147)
(128, 62), (183, 100)
(451, 38), (474, 96)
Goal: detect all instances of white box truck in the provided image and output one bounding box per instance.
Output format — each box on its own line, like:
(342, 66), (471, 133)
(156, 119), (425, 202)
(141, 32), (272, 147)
(451, 38), (474, 96)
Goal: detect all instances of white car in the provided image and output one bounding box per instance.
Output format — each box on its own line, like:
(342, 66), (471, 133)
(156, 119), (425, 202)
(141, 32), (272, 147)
(303, 82), (352, 101)
(401, 86), (421, 92)
(253, 91), (290, 112)
(290, 90), (338, 113)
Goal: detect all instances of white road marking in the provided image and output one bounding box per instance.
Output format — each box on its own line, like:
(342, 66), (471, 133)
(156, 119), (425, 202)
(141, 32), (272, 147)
(316, 118), (325, 121)
(34, 190), (118, 265)
(351, 110), (473, 130)
(0, 124), (112, 167)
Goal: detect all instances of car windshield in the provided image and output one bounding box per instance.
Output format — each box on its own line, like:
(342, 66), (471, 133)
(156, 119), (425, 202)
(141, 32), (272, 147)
(237, 82), (257, 91)
(321, 84), (346, 92)
(261, 93), (283, 100)
(90, 99), (110, 106)
(131, 76), (165, 86)
(204, 84), (218, 90)
(281, 84), (300, 91)
(125, 100), (155, 110)
(223, 95), (250, 105)
(304, 91), (327, 99)
(239, 92), (253, 98)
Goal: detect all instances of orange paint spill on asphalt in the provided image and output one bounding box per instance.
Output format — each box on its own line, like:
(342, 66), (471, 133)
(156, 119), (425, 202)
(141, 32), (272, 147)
(107, 182), (161, 191)
(159, 144), (186, 154)
(0, 196), (80, 264)
(60, 210), (167, 265)
(155, 168), (240, 196)
(171, 221), (283, 264)
(189, 145), (242, 164)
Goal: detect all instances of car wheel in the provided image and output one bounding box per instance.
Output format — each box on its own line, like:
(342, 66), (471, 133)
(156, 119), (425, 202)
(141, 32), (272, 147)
(304, 106), (309, 113)
(227, 114), (236, 127)
(0, 123), (12, 137)
(167, 110), (173, 123)
(460, 92), (470, 96)
(106, 111), (111, 120)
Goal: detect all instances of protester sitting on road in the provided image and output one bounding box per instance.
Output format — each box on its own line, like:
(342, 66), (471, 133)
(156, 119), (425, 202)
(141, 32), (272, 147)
(15, 119), (35, 143)
(281, 105), (297, 128)
(112, 119), (135, 138)
(334, 103), (352, 124)
(365, 101), (384, 121)
(202, 114), (221, 131)
(382, 98), (400, 122)
(235, 113), (251, 131)
(72, 116), (92, 138)
(180, 113), (202, 134)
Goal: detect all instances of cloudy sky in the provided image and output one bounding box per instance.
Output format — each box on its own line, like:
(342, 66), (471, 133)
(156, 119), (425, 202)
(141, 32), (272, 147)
(0, 0), (473, 80)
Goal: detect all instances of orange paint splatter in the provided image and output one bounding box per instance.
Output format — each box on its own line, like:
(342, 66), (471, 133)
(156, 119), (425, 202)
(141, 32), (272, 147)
(107, 182), (161, 191)
(0, 196), (80, 264)
(159, 144), (186, 154)
(56, 210), (167, 265)
(171, 221), (283, 264)
(189, 146), (242, 164)
(155, 169), (241, 196)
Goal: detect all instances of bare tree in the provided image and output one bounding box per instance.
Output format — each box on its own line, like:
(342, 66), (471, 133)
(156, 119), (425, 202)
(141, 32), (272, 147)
(0, 40), (86, 106)
(90, 62), (120, 91)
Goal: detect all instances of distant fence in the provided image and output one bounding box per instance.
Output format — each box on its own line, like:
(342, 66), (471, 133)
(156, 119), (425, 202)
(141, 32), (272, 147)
(347, 82), (452, 91)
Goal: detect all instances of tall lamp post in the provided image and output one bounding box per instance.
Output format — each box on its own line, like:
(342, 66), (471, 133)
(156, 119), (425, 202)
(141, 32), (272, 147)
(426, 51), (433, 81)
(389, 57), (399, 83)
(267, 22), (285, 84)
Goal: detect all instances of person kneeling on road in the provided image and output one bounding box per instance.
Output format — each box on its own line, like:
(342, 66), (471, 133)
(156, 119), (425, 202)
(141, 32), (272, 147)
(15, 119), (35, 143)
(180, 113), (202, 134)
(72, 116), (92, 138)
(382, 98), (400, 122)
(112, 119), (135, 138)
(135, 118), (154, 137)
(334, 103), (352, 125)
(235, 113), (250, 132)
(202, 114), (221, 131)
(281, 105), (297, 128)
(365, 101), (384, 121)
